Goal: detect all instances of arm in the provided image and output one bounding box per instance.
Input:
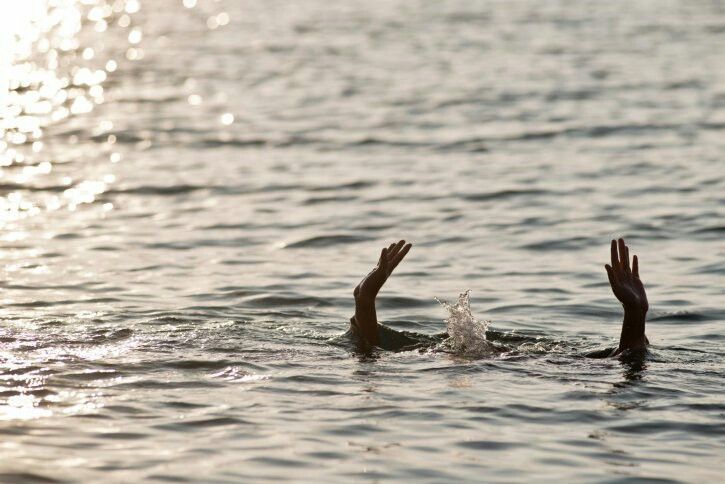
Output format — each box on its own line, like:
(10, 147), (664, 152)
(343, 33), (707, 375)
(351, 240), (412, 347)
(605, 238), (649, 355)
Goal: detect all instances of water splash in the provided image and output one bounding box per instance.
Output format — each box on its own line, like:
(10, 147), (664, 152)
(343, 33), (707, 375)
(436, 291), (495, 357)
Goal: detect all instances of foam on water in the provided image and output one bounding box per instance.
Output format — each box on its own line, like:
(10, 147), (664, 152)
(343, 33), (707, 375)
(437, 291), (495, 357)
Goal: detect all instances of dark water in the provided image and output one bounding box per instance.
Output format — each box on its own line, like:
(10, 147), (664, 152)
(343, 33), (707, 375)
(1, 0), (724, 481)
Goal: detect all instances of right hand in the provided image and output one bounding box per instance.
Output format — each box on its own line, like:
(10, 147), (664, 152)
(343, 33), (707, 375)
(354, 240), (412, 302)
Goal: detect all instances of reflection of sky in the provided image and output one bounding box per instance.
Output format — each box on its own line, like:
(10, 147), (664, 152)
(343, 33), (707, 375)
(0, 0), (138, 226)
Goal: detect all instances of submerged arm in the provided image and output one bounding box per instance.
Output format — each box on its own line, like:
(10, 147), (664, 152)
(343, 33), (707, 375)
(605, 238), (649, 354)
(351, 240), (412, 348)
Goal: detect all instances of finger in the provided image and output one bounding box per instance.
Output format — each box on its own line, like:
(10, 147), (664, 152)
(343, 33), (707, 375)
(378, 247), (388, 267)
(632, 255), (639, 279)
(384, 243), (398, 264)
(388, 240), (405, 262)
(616, 238), (628, 276)
(610, 239), (618, 268)
(605, 264), (617, 287)
(390, 243), (412, 270)
(621, 239), (632, 277)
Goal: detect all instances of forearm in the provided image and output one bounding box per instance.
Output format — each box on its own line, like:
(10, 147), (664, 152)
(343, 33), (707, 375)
(617, 307), (647, 352)
(353, 295), (380, 346)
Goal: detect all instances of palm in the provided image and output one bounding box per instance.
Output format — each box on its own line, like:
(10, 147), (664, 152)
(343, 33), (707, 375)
(605, 239), (648, 312)
(355, 240), (412, 301)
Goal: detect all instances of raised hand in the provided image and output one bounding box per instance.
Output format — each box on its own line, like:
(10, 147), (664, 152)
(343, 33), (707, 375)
(605, 238), (648, 314)
(604, 238), (649, 354)
(354, 240), (412, 303)
(351, 240), (412, 347)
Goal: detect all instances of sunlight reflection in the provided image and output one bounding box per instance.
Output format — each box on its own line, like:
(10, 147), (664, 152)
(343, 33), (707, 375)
(2, 394), (53, 421)
(0, 324), (139, 421)
(0, 0), (139, 226)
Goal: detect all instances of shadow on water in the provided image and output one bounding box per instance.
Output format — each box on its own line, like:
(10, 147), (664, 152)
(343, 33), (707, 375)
(614, 350), (648, 386)
(599, 350), (652, 415)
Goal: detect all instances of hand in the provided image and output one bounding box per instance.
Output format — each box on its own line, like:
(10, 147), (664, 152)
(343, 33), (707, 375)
(605, 238), (648, 314)
(354, 240), (412, 302)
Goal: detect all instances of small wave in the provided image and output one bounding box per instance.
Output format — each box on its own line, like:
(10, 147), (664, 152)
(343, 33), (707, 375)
(307, 180), (375, 192)
(90, 328), (134, 343)
(194, 137), (269, 148)
(106, 184), (213, 196)
(692, 225), (725, 239)
(648, 311), (710, 322)
(303, 195), (356, 205)
(209, 366), (270, 383)
(194, 134), (322, 149)
(0, 182), (67, 193)
(284, 234), (374, 248)
(461, 188), (549, 202)
(115, 94), (186, 105)
(519, 236), (594, 251)
(0, 473), (61, 483)
(5, 297), (121, 308)
(350, 136), (436, 149)
(438, 139), (489, 152)
(155, 417), (250, 430)
(242, 294), (334, 308)
(436, 291), (496, 357)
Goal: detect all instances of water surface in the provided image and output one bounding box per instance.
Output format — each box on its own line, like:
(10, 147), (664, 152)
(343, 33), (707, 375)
(1, 0), (724, 481)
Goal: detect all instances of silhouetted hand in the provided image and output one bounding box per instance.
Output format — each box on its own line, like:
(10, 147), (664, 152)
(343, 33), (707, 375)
(354, 240), (412, 303)
(605, 238), (648, 314)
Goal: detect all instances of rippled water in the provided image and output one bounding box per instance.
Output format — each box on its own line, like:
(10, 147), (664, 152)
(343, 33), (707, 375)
(1, 0), (724, 481)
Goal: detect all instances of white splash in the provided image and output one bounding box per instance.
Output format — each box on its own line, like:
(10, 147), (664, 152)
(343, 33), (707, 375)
(437, 291), (495, 357)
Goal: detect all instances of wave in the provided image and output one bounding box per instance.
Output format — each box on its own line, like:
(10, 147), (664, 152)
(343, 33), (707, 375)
(106, 184), (213, 195)
(462, 188), (550, 202)
(284, 234), (374, 248)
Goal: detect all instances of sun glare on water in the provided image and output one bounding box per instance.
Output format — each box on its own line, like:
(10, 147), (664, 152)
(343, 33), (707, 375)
(0, 0), (140, 421)
(0, 0), (137, 228)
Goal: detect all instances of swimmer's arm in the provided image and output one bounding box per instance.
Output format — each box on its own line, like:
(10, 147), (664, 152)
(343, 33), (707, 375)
(351, 240), (412, 347)
(605, 238), (649, 355)
(352, 296), (378, 347)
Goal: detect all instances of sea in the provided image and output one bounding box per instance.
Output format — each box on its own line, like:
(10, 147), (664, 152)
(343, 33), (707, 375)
(1, 0), (723, 482)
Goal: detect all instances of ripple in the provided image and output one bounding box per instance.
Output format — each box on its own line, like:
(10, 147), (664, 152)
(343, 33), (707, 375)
(106, 184), (213, 195)
(284, 234), (374, 248)
(0, 473), (62, 483)
(156, 417), (250, 430)
(455, 440), (522, 451)
(461, 188), (550, 202)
